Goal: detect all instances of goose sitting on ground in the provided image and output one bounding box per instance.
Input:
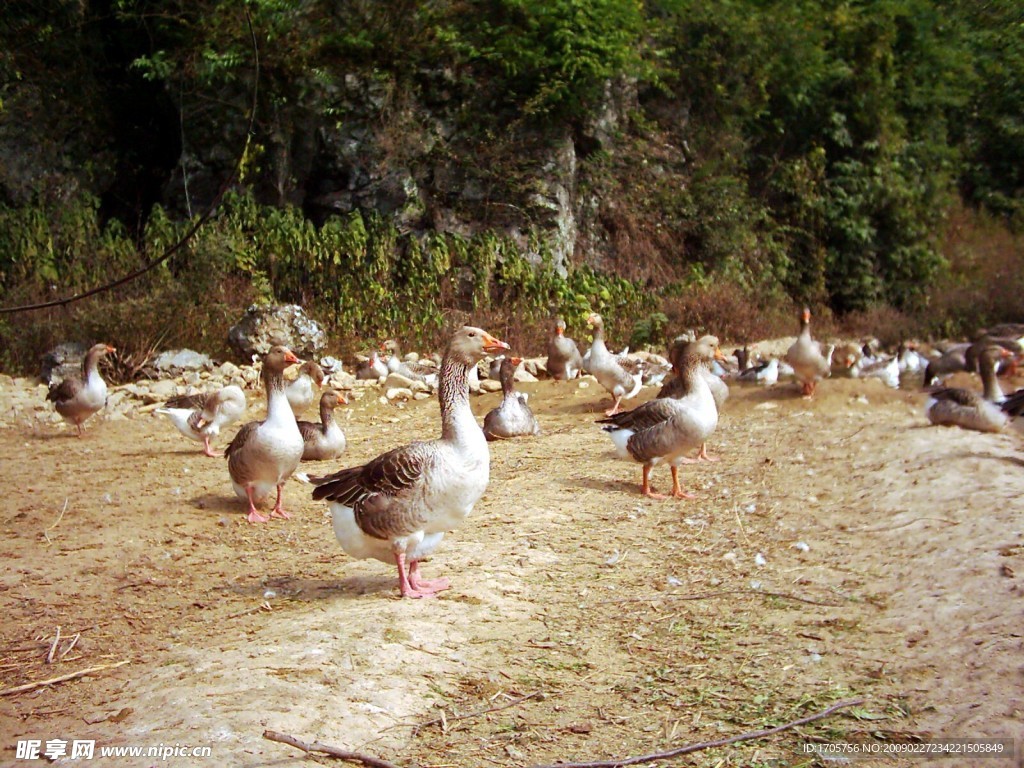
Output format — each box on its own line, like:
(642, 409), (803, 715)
(46, 343), (115, 437)
(310, 327), (510, 599)
(784, 307), (833, 397)
(926, 346), (1011, 433)
(225, 346), (305, 523)
(298, 389), (348, 461)
(586, 313), (644, 416)
(156, 385), (247, 456)
(737, 357), (780, 387)
(546, 318), (584, 381)
(483, 356), (540, 440)
(923, 343), (970, 386)
(859, 355), (901, 389)
(285, 361), (325, 416)
(897, 342), (928, 374)
(381, 339), (440, 388)
(355, 350), (389, 381)
(598, 335), (719, 500)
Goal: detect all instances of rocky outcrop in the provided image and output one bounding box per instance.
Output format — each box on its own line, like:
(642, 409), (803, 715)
(227, 304), (327, 361)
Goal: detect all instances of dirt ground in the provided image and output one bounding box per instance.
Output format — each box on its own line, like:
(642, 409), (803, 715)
(1, 357), (1022, 768)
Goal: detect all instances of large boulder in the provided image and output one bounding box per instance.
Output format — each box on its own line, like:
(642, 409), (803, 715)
(227, 304), (327, 361)
(40, 342), (90, 384)
(149, 349), (215, 376)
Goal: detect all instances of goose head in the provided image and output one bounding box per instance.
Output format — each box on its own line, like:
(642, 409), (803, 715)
(299, 361), (326, 387)
(265, 345), (300, 374)
(321, 388), (348, 408)
(555, 318), (567, 336)
(447, 326), (509, 366)
(586, 313), (604, 332)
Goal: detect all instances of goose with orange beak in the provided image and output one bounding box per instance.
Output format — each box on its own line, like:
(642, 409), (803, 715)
(311, 327), (510, 598)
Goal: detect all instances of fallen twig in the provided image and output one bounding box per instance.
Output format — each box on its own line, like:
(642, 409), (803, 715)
(0, 660), (130, 697)
(411, 690), (543, 734)
(42, 499), (69, 545)
(58, 633), (81, 662)
(45, 626), (61, 664)
(262, 730), (402, 768)
(527, 698), (866, 768)
(851, 517), (959, 533)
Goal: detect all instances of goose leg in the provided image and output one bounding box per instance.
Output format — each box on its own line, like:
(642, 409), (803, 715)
(395, 553), (442, 599)
(270, 484), (291, 519)
(697, 442), (720, 462)
(641, 465), (668, 499)
(605, 395), (624, 417)
(245, 487), (269, 524)
(202, 436), (219, 458)
(408, 561), (450, 594)
(669, 466), (697, 499)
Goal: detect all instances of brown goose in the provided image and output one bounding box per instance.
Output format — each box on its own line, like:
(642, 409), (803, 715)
(298, 389), (348, 461)
(598, 336), (719, 499)
(156, 385), (247, 456)
(285, 361), (325, 416)
(784, 307), (833, 397)
(586, 313), (643, 416)
(926, 346), (1011, 433)
(546, 318), (584, 381)
(482, 356), (540, 440)
(310, 327), (509, 598)
(225, 346), (305, 523)
(658, 335), (728, 461)
(46, 343), (115, 436)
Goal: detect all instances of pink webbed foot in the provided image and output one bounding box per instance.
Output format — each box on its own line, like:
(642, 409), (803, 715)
(245, 487), (269, 523)
(697, 444), (720, 462)
(396, 554), (445, 599)
(202, 437), (219, 458)
(408, 562), (450, 595)
(269, 485), (291, 519)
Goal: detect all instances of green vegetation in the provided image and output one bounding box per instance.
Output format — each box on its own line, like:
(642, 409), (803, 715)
(0, 0), (1022, 373)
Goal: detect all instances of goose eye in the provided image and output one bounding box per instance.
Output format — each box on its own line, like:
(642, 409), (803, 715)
(468, 332), (476, 337)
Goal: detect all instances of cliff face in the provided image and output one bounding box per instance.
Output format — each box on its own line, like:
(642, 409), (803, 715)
(0, 16), (644, 279)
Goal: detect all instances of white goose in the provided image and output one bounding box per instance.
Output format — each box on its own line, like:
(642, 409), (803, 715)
(586, 313), (643, 416)
(225, 346), (305, 523)
(355, 350), (389, 381)
(546, 318), (584, 381)
(737, 357), (780, 387)
(381, 339), (440, 388)
(599, 336), (719, 499)
(310, 326), (509, 598)
(784, 307), (833, 397)
(482, 356), (540, 440)
(46, 343), (115, 437)
(156, 385), (247, 456)
(298, 389), (348, 461)
(285, 361), (325, 416)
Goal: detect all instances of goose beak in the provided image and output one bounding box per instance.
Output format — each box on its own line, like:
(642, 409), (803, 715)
(105, 345), (117, 354)
(337, 391), (349, 405)
(482, 333), (510, 354)
(510, 356), (523, 365)
(284, 350), (301, 365)
(713, 348), (727, 362)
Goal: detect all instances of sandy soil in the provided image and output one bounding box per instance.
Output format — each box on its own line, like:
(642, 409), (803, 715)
(1, 361), (1022, 768)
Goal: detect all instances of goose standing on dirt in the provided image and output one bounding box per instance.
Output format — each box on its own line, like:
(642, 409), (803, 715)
(785, 307), (832, 397)
(310, 327), (510, 598)
(926, 346), (1011, 433)
(483, 356), (540, 440)
(156, 386), (247, 456)
(586, 313), (643, 416)
(46, 343), (115, 437)
(599, 336), (720, 499)
(546, 318), (584, 381)
(225, 346), (305, 523)
(737, 357), (780, 387)
(285, 361), (325, 416)
(298, 389), (348, 461)
(658, 335), (727, 461)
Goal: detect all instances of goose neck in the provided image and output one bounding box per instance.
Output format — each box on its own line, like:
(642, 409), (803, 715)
(439, 358), (477, 441)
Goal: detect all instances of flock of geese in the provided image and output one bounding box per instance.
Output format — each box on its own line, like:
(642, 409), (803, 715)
(41, 309), (1024, 598)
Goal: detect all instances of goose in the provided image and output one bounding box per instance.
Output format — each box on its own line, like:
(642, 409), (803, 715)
(482, 356), (540, 440)
(488, 354), (506, 381)
(598, 335), (719, 499)
(859, 355), (901, 389)
(309, 326), (510, 598)
(784, 307), (833, 397)
(658, 335), (727, 461)
(586, 313), (644, 416)
(831, 342), (863, 377)
(926, 346), (1011, 433)
(923, 343), (970, 386)
(225, 346), (305, 523)
(298, 389), (348, 461)
(156, 385), (247, 456)
(896, 342), (927, 374)
(285, 361), (325, 416)
(355, 350), (389, 381)
(46, 343), (115, 436)
(733, 346), (751, 373)
(737, 357), (780, 387)
(546, 318), (584, 381)
(381, 339), (440, 388)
